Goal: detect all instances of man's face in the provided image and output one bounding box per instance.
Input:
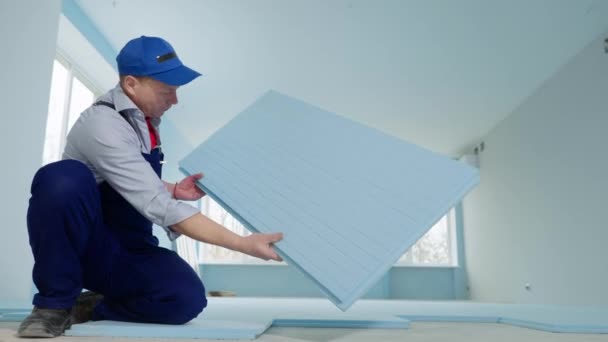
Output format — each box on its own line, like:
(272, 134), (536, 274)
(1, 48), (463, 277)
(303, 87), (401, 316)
(125, 76), (179, 118)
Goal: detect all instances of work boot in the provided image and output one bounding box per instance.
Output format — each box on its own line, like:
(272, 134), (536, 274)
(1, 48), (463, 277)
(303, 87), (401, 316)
(71, 291), (104, 324)
(17, 307), (72, 338)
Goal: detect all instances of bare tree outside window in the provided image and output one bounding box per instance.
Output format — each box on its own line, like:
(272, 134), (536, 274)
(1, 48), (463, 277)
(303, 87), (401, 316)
(398, 210), (456, 266)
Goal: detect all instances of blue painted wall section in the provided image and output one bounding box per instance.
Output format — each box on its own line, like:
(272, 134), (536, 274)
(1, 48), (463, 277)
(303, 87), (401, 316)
(201, 264), (460, 300)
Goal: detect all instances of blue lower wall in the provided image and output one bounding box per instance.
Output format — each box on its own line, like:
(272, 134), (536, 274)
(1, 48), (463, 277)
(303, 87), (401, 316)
(389, 267), (457, 299)
(200, 264), (462, 300)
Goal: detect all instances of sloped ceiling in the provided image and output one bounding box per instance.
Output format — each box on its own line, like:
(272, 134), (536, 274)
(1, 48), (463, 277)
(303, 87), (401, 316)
(76, 0), (608, 156)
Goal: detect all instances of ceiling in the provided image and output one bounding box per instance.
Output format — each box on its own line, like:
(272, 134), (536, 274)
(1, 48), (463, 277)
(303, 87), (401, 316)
(57, 14), (117, 94)
(75, 0), (608, 157)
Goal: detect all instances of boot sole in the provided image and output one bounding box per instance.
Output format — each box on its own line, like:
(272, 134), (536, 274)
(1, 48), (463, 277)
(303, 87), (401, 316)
(17, 317), (72, 338)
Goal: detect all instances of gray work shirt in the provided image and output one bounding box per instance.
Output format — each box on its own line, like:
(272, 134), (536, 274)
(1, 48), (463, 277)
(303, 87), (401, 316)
(63, 84), (199, 240)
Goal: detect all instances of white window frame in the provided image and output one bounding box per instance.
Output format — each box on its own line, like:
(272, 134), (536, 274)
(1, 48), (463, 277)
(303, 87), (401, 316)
(43, 51), (102, 164)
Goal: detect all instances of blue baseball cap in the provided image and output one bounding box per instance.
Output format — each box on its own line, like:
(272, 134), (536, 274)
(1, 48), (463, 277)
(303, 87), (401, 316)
(116, 36), (201, 86)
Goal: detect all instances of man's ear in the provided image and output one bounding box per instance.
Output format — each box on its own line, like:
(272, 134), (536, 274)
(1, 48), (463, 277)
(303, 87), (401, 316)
(121, 75), (140, 96)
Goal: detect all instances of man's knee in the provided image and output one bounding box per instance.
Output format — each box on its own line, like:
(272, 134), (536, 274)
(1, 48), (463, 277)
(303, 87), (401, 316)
(31, 160), (96, 203)
(166, 276), (207, 324)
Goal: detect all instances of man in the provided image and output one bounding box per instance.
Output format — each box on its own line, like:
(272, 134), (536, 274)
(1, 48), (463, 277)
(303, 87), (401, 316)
(18, 36), (283, 338)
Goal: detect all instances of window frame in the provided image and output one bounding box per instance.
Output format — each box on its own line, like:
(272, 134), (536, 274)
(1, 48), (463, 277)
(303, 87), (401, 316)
(43, 51), (102, 164)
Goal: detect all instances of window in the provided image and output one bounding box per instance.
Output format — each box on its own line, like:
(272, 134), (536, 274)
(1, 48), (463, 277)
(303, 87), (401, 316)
(42, 56), (98, 165)
(198, 196), (458, 266)
(197, 196), (277, 264)
(396, 208), (457, 266)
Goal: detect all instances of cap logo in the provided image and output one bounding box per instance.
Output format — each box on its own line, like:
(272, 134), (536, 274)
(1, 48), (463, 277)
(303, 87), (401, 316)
(156, 52), (177, 63)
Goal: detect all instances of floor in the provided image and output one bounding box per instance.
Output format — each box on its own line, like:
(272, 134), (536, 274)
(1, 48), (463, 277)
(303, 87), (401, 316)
(3, 321), (608, 342)
(5, 298), (608, 340)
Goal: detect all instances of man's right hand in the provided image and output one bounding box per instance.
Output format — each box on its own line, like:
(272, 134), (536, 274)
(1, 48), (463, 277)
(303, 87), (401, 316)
(240, 233), (284, 261)
(172, 213), (284, 262)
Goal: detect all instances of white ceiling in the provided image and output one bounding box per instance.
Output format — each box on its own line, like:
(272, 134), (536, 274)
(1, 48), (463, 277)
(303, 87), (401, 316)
(75, 0), (608, 157)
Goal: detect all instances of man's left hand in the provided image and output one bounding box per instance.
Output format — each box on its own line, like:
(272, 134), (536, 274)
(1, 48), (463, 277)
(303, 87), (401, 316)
(174, 173), (206, 201)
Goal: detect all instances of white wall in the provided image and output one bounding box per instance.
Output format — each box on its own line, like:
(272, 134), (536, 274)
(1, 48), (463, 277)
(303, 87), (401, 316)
(464, 30), (608, 307)
(0, 0), (61, 307)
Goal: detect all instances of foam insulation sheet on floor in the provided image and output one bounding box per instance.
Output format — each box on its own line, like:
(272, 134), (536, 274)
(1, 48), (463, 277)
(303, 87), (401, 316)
(64, 299), (410, 340)
(65, 319), (271, 340)
(6, 298), (608, 337)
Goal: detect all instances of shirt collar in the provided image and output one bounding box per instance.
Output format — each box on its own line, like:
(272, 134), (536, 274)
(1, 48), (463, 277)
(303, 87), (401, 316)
(103, 84), (162, 127)
(109, 84), (139, 113)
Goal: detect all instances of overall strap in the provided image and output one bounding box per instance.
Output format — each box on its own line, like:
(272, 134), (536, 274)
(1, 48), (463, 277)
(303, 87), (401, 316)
(94, 101), (147, 150)
(93, 101), (130, 120)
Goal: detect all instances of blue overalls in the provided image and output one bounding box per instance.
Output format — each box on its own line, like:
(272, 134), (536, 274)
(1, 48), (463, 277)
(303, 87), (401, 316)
(27, 102), (206, 324)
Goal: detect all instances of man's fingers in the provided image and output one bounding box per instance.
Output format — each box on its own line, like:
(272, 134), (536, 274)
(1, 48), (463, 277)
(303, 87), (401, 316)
(264, 233), (283, 261)
(271, 252), (283, 262)
(192, 173), (204, 180)
(246, 233), (283, 261)
(267, 232), (283, 243)
(265, 246), (282, 262)
(270, 233), (283, 261)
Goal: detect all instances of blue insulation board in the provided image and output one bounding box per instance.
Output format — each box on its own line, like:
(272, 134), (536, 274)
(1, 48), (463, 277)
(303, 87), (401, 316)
(65, 316), (408, 339)
(65, 319), (271, 340)
(273, 315), (409, 329)
(179, 90), (479, 311)
(5, 298), (608, 336)
(64, 297), (410, 339)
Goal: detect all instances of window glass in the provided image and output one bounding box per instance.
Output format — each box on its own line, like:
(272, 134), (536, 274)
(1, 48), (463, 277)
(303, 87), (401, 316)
(42, 59), (96, 165)
(67, 76), (94, 132)
(42, 60), (69, 165)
